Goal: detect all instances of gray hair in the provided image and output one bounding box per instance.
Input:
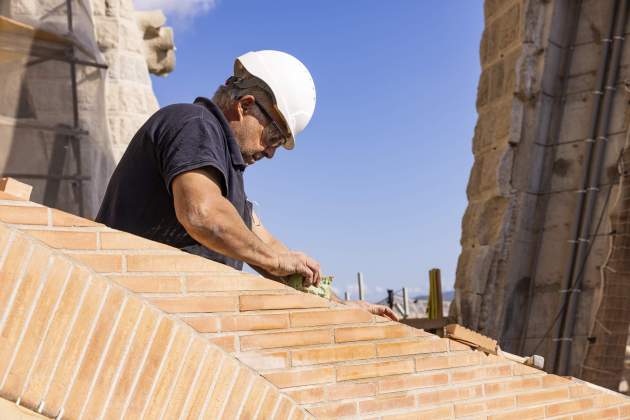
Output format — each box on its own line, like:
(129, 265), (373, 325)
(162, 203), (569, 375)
(212, 79), (284, 141)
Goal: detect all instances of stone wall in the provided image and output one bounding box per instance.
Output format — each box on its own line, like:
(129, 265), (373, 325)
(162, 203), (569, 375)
(455, 0), (630, 388)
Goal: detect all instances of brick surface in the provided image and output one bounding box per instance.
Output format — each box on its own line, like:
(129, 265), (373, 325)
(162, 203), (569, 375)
(126, 253), (233, 272)
(237, 351), (289, 370)
(378, 372), (449, 393)
(183, 348), (223, 419)
(51, 209), (102, 227)
(290, 308), (373, 327)
(0, 235), (32, 323)
(334, 324), (411, 342)
(382, 405), (453, 420)
(81, 298), (144, 420)
(258, 387), (280, 419)
(220, 367), (253, 419)
(62, 287), (126, 419)
(488, 406), (546, 420)
(274, 396), (295, 420)
(71, 253), (123, 272)
(516, 387), (570, 406)
(41, 280), (109, 418)
(291, 343), (376, 366)
(417, 384), (483, 405)
(241, 329), (331, 351)
(220, 313), (290, 332)
(307, 401), (357, 418)
(359, 394), (416, 415)
(337, 359), (415, 381)
(326, 382), (377, 401)
(160, 337), (208, 419)
(25, 230), (97, 250)
(200, 357), (239, 418)
(124, 317), (175, 418)
(20, 267), (90, 409)
(240, 293), (329, 311)
(263, 366), (336, 388)
(110, 274), (182, 293)
(0, 256), (71, 403)
(0, 206), (48, 225)
(239, 377), (269, 419)
(100, 231), (172, 249)
(148, 295), (238, 313)
(285, 386), (326, 404)
(0, 244), (50, 388)
(100, 307), (160, 419)
(376, 338), (449, 357)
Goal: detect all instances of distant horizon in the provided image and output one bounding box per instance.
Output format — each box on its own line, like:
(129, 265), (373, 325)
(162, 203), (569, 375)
(142, 0), (484, 302)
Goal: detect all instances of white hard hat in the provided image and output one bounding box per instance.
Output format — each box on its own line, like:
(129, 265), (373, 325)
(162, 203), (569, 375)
(236, 50), (316, 150)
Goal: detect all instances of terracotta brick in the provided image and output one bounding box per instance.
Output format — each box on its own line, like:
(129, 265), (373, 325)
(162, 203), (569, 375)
(378, 372), (449, 393)
(455, 395), (514, 417)
(334, 324), (411, 343)
(51, 209), (103, 227)
(546, 398), (595, 417)
(81, 298), (144, 420)
(1, 257), (71, 403)
(513, 362), (542, 375)
(0, 178), (32, 199)
(140, 329), (191, 419)
(326, 382), (377, 401)
(0, 191), (24, 200)
(240, 293), (328, 311)
(291, 343), (376, 366)
(0, 225), (12, 256)
(182, 316), (221, 333)
(237, 351), (288, 370)
(221, 368), (254, 418)
(516, 387), (570, 406)
(593, 392), (628, 407)
(0, 206), (48, 225)
(449, 339), (472, 351)
(208, 335), (237, 352)
(417, 384), (483, 405)
(273, 396), (295, 420)
(376, 338), (449, 357)
(71, 253), (122, 272)
(263, 366), (335, 388)
(572, 407), (620, 420)
(101, 308), (160, 419)
(0, 235), (32, 321)
(25, 230), (96, 250)
(569, 384), (599, 398)
(42, 280), (109, 418)
(185, 274), (247, 292)
(488, 406), (545, 420)
(220, 313), (290, 332)
(484, 376), (542, 396)
(239, 377), (269, 419)
(285, 386), (326, 404)
(20, 267), (90, 409)
(290, 308), (373, 327)
(382, 405), (453, 420)
(0, 244), (50, 387)
(415, 351), (482, 372)
(337, 359), (414, 381)
(239, 275), (288, 290)
(160, 337), (208, 419)
(258, 388), (280, 419)
(148, 295), (238, 313)
(110, 275), (182, 293)
(203, 359), (240, 418)
(359, 394), (416, 414)
(126, 253), (233, 272)
(62, 287), (126, 419)
(307, 401), (357, 418)
(240, 329), (331, 351)
(183, 349), (224, 419)
(99, 231), (172, 249)
(451, 364), (512, 383)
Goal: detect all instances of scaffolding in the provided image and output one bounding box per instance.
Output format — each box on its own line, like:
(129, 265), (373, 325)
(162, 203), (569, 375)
(0, 0), (107, 216)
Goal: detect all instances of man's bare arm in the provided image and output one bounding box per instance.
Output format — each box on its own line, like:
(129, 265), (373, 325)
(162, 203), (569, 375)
(172, 168), (320, 284)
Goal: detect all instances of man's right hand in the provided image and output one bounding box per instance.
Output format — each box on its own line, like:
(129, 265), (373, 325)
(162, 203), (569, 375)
(268, 251), (321, 287)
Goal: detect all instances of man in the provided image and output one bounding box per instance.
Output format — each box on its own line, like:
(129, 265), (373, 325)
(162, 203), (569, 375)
(97, 50), (396, 320)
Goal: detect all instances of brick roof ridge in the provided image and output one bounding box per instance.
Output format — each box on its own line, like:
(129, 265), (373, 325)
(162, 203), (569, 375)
(1, 190), (629, 418)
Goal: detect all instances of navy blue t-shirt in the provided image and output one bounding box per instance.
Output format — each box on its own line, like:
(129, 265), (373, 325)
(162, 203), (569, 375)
(96, 97), (252, 270)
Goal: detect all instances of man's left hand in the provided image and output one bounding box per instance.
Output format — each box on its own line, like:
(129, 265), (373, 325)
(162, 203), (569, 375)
(344, 300), (399, 321)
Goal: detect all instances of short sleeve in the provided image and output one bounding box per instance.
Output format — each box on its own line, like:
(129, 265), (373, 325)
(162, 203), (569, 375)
(157, 115), (229, 196)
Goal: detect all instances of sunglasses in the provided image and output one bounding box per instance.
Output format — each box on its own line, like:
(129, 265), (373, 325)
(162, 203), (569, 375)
(253, 100), (289, 148)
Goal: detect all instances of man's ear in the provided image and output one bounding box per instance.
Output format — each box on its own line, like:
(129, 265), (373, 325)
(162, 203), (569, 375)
(236, 95), (256, 117)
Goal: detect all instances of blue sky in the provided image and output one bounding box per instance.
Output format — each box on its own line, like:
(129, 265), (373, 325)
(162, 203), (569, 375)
(140, 0), (484, 301)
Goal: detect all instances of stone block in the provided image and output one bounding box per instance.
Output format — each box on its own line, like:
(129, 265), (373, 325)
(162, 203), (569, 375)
(496, 4), (521, 52)
(476, 69), (490, 109)
(120, 19), (144, 54)
(119, 84), (146, 113)
(455, 245), (494, 294)
(96, 19), (120, 50)
(480, 21), (499, 66)
(489, 60), (505, 101)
